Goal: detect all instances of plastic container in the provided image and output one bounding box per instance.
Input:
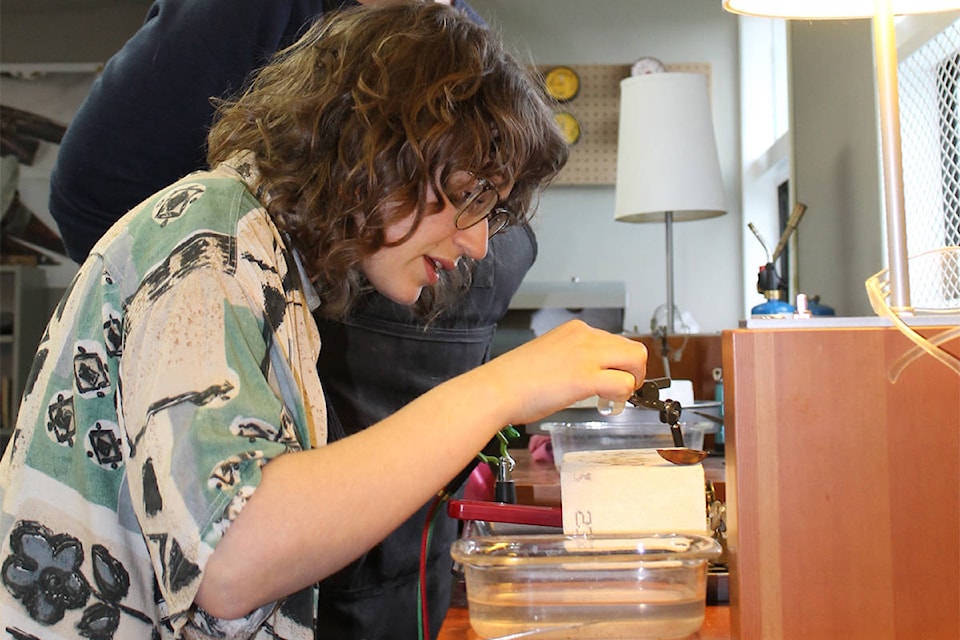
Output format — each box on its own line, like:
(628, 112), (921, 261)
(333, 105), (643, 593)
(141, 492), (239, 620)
(543, 420), (711, 470)
(450, 532), (722, 639)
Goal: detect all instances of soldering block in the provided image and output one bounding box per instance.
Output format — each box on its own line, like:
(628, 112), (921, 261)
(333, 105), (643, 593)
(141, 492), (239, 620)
(560, 449), (708, 536)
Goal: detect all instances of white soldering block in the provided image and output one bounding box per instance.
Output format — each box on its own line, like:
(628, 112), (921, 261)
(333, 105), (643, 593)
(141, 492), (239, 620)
(560, 449), (708, 536)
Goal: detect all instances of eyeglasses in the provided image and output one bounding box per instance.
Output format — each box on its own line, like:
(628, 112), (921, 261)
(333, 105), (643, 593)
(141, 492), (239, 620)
(446, 172), (514, 238)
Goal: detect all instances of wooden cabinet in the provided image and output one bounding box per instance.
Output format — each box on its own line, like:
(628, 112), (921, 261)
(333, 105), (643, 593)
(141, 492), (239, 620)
(0, 265), (48, 439)
(723, 324), (960, 639)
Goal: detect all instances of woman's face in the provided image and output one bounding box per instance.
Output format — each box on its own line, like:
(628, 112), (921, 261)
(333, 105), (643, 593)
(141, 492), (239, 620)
(360, 170), (513, 306)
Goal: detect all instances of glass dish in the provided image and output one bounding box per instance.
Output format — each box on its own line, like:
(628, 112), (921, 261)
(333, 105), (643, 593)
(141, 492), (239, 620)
(450, 532), (722, 639)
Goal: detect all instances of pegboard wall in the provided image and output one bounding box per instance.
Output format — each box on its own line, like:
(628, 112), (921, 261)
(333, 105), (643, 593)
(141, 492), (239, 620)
(539, 62), (711, 186)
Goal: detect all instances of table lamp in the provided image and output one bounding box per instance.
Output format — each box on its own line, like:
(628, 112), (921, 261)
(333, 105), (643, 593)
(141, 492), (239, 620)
(615, 71), (726, 374)
(723, 0), (960, 313)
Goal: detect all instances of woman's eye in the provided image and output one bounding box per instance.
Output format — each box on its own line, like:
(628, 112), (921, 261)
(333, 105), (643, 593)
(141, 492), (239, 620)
(474, 189), (497, 209)
(448, 186), (476, 208)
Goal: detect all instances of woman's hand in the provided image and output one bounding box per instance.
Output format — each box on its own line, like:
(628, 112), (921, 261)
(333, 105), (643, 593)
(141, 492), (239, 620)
(477, 319), (647, 426)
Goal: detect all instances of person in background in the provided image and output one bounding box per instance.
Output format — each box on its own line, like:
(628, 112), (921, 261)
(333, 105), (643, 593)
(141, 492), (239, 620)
(46, 0), (537, 636)
(1, 3), (648, 638)
(48, 0), (488, 262)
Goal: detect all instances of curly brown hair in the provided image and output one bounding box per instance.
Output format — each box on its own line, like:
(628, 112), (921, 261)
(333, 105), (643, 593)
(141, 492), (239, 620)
(206, 1), (569, 318)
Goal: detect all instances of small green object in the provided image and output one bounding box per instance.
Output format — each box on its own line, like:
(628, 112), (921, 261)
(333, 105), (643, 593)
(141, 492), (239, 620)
(476, 425), (520, 466)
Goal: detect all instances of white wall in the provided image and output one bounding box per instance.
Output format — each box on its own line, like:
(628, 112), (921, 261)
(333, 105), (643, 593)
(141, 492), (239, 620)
(789, 20), (883, 318)
(471, 0), (743, 334)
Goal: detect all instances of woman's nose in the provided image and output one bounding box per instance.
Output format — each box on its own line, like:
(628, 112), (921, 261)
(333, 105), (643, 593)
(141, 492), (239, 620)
(454, 219), (489, 260)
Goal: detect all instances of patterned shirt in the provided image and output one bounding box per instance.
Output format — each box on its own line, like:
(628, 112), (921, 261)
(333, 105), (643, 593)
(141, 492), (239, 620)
(0, 156), (327, 639)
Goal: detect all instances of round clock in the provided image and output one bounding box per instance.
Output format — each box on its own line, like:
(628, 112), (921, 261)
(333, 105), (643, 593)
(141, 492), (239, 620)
(631, 56), (666, 77)
(554, 111), (582, 145)
(544, 66), (580, 103)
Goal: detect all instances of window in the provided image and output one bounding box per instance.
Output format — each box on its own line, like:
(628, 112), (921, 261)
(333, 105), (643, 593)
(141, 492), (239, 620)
(899, 16), (960, 307)
(736, 16), (790, 317)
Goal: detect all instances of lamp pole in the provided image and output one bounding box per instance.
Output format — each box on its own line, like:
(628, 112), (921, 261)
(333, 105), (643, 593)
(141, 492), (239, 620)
(873, 0), (913, 312)
(660, 211), (675, 377)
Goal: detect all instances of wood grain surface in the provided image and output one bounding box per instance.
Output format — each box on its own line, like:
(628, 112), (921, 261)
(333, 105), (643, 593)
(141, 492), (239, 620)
(723, 325), (960, 640)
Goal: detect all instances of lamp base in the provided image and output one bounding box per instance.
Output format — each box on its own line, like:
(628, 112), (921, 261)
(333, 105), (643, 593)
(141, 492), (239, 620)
(650, 304), (697, 335)
(650, 304), (696, 379)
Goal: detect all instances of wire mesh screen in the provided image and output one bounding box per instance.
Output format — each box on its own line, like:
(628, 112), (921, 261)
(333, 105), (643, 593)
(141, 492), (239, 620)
(899, 18), (960, 309)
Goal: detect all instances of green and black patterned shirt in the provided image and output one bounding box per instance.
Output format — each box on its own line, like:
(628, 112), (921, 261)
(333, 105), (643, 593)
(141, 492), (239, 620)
(0, 156), (327, 639)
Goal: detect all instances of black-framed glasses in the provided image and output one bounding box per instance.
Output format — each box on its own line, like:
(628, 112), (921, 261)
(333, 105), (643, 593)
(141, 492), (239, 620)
(447, 172), (514, 238)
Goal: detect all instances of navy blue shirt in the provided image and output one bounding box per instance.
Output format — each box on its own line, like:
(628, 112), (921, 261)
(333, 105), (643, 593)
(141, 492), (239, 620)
(49, 0), (483, 263)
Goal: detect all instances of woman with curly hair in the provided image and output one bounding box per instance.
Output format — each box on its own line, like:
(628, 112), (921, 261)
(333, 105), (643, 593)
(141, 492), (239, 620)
(0, 3), (646, 638)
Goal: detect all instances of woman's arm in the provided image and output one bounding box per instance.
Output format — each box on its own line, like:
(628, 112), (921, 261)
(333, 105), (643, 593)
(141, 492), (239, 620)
(196, 319), (646, 619)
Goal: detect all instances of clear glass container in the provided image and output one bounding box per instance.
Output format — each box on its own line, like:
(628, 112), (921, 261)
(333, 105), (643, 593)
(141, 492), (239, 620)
(450, 532), (722, 639)
(543, 420), (711, 470)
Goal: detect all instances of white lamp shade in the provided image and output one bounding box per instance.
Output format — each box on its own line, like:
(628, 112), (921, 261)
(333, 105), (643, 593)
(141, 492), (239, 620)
(722, 0), (960, 19)
(615, 73), (726, 224)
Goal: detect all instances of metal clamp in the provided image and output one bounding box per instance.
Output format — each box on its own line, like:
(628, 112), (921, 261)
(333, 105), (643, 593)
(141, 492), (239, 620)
(628, 377), (685, 446)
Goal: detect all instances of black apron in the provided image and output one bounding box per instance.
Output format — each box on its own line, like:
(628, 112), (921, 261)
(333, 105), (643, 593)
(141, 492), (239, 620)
(314, 223), (536, 639)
